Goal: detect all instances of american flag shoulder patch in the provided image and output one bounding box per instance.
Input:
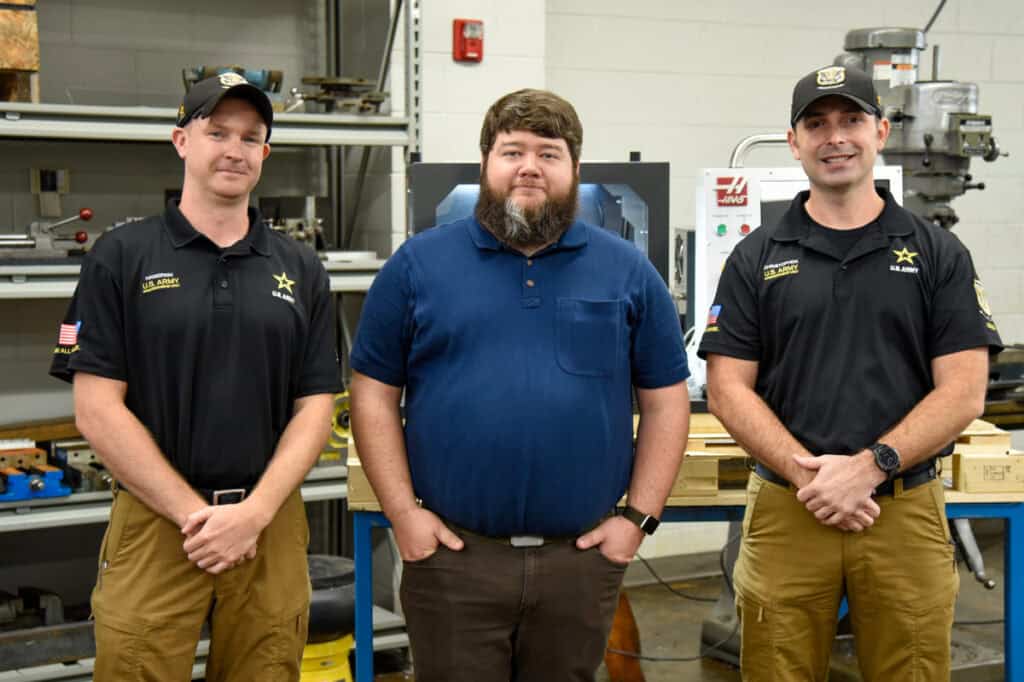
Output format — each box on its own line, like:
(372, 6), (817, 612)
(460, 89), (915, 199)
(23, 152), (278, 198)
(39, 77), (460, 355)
(58, 321), (81, 346)
(707, 305), (722, 326)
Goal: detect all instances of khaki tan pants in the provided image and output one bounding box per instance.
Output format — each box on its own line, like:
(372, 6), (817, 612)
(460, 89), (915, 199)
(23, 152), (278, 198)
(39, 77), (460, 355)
(734, 473), (959, 682)
(91, 488), (311, 682)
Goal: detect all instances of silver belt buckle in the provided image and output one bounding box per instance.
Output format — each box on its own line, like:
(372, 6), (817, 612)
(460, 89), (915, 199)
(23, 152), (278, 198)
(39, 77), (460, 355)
(510, 535), (544, 548)
(212, 488), (247, 505)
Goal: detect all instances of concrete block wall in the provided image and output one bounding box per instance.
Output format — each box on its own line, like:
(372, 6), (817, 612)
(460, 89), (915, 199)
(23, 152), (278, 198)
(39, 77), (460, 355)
(546, 0), (1024, 343)
(418, 0), (546, 162)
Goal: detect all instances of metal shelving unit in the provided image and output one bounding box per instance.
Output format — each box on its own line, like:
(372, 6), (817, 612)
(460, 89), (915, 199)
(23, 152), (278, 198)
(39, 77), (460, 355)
(0, 102), (410, 147)
(0, 606), (408, 682)
(0, 466), (348, 534)
(0, 3), (421, 677)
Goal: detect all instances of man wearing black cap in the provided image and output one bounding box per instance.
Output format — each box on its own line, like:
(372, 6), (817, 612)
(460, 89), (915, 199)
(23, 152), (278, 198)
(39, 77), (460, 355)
(49, 74), (341, 680)
(699, 65), (1002, 680)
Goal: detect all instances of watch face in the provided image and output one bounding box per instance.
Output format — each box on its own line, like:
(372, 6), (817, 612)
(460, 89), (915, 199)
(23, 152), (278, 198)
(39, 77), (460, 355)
(874, 444), (900, 472)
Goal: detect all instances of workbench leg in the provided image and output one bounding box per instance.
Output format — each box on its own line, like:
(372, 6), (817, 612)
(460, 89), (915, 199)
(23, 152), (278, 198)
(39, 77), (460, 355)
(354, 512), (376, 682)
(1007, 508), (1022, 682)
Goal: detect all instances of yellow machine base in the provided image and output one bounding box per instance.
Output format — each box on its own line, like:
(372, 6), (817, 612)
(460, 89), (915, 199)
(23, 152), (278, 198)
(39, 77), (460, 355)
(301, 634), (354, 682)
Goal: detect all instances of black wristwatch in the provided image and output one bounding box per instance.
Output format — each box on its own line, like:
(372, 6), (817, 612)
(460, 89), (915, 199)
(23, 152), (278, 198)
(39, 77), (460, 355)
(869, 443), (901, 481)
(621, 506), (660, 535)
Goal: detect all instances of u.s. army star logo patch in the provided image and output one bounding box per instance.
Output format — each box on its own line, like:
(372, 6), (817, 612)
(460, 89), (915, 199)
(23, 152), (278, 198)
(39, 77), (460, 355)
(273, 272), (295, 294)
(892, 247), (918, 265)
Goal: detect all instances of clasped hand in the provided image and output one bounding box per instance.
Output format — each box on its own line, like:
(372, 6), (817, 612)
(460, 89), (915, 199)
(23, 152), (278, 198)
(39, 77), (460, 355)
(793, 453), (885, 532)
(181, 502), (267, 575)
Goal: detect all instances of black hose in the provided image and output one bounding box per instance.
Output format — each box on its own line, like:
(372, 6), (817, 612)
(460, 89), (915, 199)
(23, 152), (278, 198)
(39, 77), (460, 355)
(923, 0), (947, 33)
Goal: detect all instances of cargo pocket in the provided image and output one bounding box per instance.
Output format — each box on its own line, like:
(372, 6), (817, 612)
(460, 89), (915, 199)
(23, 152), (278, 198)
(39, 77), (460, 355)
(556, 298), (622, 377)
(91, 610), (144, 680)
(735, 593), (776, 682)
(257, 610), (307, 681)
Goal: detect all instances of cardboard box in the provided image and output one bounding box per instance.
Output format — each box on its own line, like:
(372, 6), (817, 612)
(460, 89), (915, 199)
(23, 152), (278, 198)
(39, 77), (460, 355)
(0, 3), (39, 72)
(956, 420), (1012, 449)
(346, 441), (382, 510)
(0, 70), (37, 103)
(670, 455), (719, 496)
(936, 455), (954, 482)
(953, 451), (1024, 493)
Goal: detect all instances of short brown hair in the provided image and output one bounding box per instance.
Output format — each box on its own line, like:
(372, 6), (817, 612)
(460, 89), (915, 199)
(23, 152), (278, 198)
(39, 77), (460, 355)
(479, 89), (583, 164)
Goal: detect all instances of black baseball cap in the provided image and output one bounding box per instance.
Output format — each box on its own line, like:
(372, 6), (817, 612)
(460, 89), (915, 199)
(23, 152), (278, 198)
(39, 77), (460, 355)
(176, 73), (274, 142)
(790, 65), (882, 127)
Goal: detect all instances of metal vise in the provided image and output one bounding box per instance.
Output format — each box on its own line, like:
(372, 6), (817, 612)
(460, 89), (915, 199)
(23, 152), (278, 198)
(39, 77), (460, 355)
(0, 208), (93, 260)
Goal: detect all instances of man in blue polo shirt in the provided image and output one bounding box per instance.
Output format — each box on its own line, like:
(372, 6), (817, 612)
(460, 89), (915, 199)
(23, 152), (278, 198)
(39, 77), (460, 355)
(350, 89), (690, 681)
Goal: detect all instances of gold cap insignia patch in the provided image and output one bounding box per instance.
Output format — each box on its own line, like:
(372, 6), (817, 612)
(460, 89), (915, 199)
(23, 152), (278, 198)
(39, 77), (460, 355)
(816, 66), (846, 87)
(218, 72), (248, 89)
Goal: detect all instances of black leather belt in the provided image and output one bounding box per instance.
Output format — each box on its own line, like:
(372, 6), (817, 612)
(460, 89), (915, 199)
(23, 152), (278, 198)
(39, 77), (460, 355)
(754, 460), (937, 497)
(442, 512), (612, 548)
(196, 487), (252, 505)
(115, 483), (252, 505)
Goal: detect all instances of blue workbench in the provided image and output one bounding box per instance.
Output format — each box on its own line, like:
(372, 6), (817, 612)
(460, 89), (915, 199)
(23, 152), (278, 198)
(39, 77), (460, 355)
(353, 490), (1024, 681)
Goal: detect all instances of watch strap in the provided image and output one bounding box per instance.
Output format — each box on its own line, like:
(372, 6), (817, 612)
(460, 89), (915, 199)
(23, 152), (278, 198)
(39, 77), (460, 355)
(621, 505), (660, 535)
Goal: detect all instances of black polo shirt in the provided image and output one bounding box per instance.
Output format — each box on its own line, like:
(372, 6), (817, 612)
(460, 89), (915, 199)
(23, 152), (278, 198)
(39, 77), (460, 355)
(50, 202), (342, 490)
(698, 188), (1003, 456)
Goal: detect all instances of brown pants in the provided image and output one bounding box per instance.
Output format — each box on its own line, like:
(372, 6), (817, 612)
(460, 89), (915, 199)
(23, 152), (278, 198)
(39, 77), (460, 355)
(399, 524), (627, 682)
(91, 488), (311, 682)
(734, 473), (959, 682)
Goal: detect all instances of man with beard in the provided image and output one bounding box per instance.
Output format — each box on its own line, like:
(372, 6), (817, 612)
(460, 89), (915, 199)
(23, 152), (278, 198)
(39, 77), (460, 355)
(699, 66), (1001, 680)
(349, 89), (690, 681)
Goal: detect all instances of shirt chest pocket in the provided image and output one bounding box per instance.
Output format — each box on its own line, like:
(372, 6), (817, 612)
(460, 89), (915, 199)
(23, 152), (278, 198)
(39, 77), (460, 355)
(556, 298), (622, 377)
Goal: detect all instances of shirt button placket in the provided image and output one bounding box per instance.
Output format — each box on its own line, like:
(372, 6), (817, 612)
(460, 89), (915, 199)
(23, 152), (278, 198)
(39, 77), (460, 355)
(214, 258), (233, 307)
(524, 256), (538, 292)
(521, 257), (540, 308)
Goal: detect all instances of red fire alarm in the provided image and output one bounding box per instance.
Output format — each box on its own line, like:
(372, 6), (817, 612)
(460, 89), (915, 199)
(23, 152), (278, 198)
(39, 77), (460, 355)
(453, 19), (484, 62)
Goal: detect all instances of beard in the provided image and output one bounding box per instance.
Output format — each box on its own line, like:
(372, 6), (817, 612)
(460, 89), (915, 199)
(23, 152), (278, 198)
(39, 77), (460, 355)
(475, 171), (579, 249)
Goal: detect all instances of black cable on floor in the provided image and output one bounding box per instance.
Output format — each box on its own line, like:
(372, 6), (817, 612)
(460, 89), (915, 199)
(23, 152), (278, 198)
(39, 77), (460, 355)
(606, 618), (741, 663)
(718, 531), (741, 597)
(607, 646), (715, 663)
(634, 553), (717, 602)
(955, 619), (1004, 626)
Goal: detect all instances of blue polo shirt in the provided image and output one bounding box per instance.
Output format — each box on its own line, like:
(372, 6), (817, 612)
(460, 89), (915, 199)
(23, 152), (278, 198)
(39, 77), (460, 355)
(351, 217), (688, 536)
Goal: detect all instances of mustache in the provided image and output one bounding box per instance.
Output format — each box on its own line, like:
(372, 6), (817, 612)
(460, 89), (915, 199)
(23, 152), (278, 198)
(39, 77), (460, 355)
(474, 178), (578, 248)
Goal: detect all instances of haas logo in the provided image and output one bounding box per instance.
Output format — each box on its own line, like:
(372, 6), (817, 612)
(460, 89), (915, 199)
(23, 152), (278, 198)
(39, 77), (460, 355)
(716, 176), (748, 207)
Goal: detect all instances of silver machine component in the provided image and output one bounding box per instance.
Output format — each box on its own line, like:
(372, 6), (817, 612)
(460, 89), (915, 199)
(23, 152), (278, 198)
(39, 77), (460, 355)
(0, 208), (94, 260)
(259, 195), (328, 250)
(835, 27), (1007, 228)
